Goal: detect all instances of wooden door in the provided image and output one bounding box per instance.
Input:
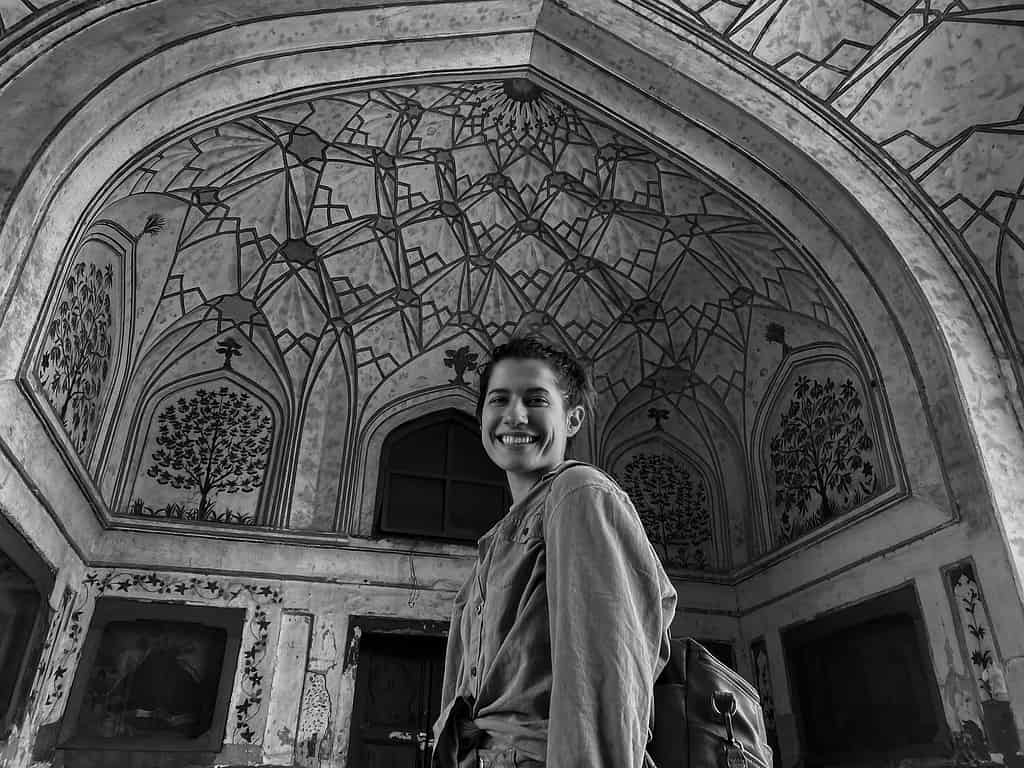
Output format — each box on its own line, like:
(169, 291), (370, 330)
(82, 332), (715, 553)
(347, 632), (446, 768)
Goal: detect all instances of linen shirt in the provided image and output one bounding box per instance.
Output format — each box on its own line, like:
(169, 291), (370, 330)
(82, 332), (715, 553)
(432, 462), (678, 767)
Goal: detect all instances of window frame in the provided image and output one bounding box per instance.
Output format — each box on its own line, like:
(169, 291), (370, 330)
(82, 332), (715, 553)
(56, 597), (245, 754)
(375, 409), (510, 542)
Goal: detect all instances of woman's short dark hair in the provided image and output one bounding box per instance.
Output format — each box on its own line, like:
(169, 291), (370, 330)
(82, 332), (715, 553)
(475, 336), (597, 419)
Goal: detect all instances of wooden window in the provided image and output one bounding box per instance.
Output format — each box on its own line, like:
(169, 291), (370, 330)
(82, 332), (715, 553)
(377, 409), (510, 542)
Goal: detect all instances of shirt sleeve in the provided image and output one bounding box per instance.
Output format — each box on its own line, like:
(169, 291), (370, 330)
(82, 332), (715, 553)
(544, 482), (674, 768)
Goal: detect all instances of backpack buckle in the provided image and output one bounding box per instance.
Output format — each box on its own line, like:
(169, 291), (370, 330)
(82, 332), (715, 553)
(713, 691), (748, 768)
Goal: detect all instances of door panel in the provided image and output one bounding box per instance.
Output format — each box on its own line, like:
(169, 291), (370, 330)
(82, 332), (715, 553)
(348, 633), (447, 768)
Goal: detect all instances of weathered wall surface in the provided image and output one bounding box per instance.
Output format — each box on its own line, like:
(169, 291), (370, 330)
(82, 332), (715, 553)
(11, 567), (459, 768)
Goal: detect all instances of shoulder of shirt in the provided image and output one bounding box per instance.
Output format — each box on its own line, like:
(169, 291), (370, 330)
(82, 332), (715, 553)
(547, 463), (627, 504)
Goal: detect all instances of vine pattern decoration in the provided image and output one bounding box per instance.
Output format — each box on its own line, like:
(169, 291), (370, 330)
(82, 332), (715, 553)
(42, 591), (87, 717)
(942, 560), (1022, 763)
(948, 563), (1005, 703)
(36, 570), (282, 745)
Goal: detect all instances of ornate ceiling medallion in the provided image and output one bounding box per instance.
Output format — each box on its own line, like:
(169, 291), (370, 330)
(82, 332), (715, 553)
(476, 78), (568, 134)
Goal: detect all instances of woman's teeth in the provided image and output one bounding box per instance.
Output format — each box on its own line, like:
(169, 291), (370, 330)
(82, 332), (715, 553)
(500, 434), (537, 445)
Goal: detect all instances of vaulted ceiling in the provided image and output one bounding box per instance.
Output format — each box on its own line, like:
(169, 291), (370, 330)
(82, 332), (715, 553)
(1, 0), (1017, 578)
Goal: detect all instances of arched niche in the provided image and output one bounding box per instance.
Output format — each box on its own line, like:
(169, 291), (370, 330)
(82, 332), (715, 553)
(117, 370), (284, 527)
(607, 435), (728, 574)
(751, 345), (901, 556)
(30, 220), (134, 467)
(101, 302), (291, 527)
(601, 370), (745, 572)
(0, 0), (1012, 590)
(349, 391), (478, 538)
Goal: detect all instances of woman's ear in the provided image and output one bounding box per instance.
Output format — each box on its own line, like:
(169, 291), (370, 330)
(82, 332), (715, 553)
(565, 405), (585, 437)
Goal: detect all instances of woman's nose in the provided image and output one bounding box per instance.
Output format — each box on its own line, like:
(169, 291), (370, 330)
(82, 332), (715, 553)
(503, 401), (528, 425)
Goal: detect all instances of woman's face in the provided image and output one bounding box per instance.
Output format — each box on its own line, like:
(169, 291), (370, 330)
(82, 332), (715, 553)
(479, 357), (584, 498)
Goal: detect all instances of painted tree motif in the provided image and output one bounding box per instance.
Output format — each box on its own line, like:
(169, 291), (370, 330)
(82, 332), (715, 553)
(144, 386), (273, 520)
(769, 376), (876, 543)
(620, 453), (713, 569)
(38, 261), (114, 454)
(443, 346), (479, 385)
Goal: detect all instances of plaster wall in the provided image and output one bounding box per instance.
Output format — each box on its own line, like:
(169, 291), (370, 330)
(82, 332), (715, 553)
(10, 515), (1023, 768)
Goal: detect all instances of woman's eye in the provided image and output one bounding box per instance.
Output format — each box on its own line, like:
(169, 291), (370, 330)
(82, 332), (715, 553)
(527, 397), (549, 406)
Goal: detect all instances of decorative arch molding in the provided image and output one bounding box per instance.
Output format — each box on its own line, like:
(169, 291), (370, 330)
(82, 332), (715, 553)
(287, 327), (356, 532)
(0, 0), (1015, 587)
(114, 368), (285, 529)
(751, 344), (903, 558)
(350, 389), (478, 538)
(599, 370), (752, 569)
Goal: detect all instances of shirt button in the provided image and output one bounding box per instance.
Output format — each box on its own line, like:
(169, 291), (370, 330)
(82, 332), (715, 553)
(470, 665), (478, 677)
(475, 601), (483, 614)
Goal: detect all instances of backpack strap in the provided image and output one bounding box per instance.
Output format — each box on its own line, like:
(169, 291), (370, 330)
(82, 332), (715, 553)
(538, 460), (626, 507)
(538, 460), (592, 504)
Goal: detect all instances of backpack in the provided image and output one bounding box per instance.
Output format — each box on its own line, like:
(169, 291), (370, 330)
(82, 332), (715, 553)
(649, 637), (774, 768)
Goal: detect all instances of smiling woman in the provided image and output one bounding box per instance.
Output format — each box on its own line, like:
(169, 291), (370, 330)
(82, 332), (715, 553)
(432, 336), (678, 768)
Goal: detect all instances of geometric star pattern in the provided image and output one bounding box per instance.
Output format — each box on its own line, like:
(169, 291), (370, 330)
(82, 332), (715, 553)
(6, 0), (1020, 362)
(25, 76), (890, 550)
(106, 79), (850, 424)
(0, 0), (61, 35)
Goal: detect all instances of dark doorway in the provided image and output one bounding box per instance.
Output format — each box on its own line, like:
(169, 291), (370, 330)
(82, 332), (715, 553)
(347, 632), (447, 768)
(783, 584), (947, 767)
(0, 513), (54, 740)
